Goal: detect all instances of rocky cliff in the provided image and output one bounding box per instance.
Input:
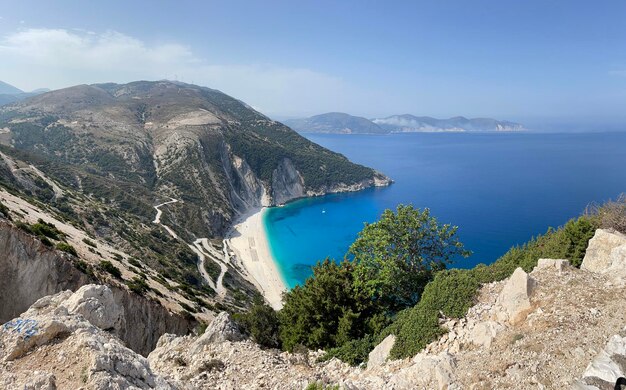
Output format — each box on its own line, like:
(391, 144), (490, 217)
(2, 228), (626, 389)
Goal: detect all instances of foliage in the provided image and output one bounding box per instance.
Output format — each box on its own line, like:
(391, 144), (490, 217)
(31, 219), (64, 241)
(586, 193), (626, 234)
(386, 215), (597, 359)
(55, 242), (78, 256)
(233, 297), (281, 349)
(0, 200), (11, 220)
(349, 205), (470, 311)
(82, 238), (97, 248)
(318, 335), (375, 366)
(126, 276), (150, 295)
(278, 259), (380, 352)
(99, 260), (122, 279)
(304, 383), (340, 390)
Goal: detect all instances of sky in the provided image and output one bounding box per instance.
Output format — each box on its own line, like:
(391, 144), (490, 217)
(0, 0), (626, 125)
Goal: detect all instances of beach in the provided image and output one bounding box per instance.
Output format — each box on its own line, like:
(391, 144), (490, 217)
(226, 207), (287, 309)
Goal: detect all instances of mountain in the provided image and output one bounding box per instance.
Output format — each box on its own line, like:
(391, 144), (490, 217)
(372, 114), (524, 132)
(0, 80), (389, 314)
(0, 81), (49, 106)
(283, 112), (387, 134)
(0, 81), (23, 95)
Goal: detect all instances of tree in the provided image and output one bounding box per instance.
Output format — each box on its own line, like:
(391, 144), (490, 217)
(234, 297), (281, 349)
(348, 205), (470, 311)
(278, 259), (379, 351)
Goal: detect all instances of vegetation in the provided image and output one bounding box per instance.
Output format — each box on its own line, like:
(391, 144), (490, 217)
(276, 203), (604, 365)
(99, 260), (122, 279)
(0, 200), (11, 220)
(126, 276), (150, 295)
(82, 237), (97, 248)
(233, 297), (281, 349)
(56, 242), (78, 256)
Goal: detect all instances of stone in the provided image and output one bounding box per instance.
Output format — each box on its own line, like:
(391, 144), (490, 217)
(60, 284), (123, 331)
(367, 334), (395, 370)
(581, 229), (626, 273)
(389, 352), (458, 390)
(496, 267), (536, 325)
(23, 371), (56, 390)
(469, 321), (504, 348)
(575, 334), (626, 389)
(193, 312), (244, 352)
(534, 258), (570, 273)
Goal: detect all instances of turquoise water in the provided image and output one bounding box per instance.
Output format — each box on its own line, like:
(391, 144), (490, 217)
(264, 132), (626, 288)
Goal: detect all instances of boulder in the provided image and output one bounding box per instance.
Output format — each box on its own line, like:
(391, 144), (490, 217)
(534, 258), (570, 273)
(469, 321), (504, 348)
(574, 333), (626, 389)
(196, 312), (244, 345)
(495, 267), (536, 325)
(581, 229), (626, 273)
(367, 334), (395, 370)
(388, 352), (458, 390)
(60, 284), (123, 332)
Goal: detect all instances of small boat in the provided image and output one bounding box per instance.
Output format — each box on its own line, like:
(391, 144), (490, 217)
(322, 209), (326, 214)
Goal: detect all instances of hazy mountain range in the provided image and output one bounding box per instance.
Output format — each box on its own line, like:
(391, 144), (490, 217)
(0, 81), (50, 106)
(284, 112), (524, 134)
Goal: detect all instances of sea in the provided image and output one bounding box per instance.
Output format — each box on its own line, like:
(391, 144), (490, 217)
(263, 132), (626, 288)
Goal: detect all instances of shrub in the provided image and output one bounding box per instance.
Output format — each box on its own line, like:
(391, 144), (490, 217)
(126, 276), (150, 295)
(318, 335), (375, 366)
(234, 298), (280, 349)
(99, 260), (122, 278)
(56, 242), (78, 256)
(0, 200), (11, 220)
(31, 219), (63, 240)
(82, 237), (97, 247)
(587, 194), (626, 234)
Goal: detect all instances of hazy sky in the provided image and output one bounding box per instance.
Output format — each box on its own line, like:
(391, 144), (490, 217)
(1, 0), (625, 122)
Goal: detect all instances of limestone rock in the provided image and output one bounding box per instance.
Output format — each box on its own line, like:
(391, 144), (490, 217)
(574, 333), (626, 389)
(367, 334), (395, 370)
(469, 321), (504, 348)
(388, 352), (458, 390)
(60, 284), (123, 331)
(495, 267), (536, 325)
(581, 229), (626, 273)
(197, 311), (243, 344)
(534, 258), (570, 273)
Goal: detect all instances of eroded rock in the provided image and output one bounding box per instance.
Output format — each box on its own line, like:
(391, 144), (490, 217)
(495, 267), (536, 325)
(367, 334), (395, 370)
(581, 229), (626, 273)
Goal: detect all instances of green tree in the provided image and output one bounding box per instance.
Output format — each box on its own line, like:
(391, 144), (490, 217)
(278, 259), (379, 351)
(348, 205), (470, 311)
(234, 297), (281, 349)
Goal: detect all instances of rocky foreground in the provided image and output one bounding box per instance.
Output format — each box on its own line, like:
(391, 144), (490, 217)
(1, 228), (626, 389)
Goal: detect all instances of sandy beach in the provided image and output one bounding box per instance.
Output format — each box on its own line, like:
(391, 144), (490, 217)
(226, 208), (287, 309)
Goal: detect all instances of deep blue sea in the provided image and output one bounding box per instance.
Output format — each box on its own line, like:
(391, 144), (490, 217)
(264, 132), (626, 288)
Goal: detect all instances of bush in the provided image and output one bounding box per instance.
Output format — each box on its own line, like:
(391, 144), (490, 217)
(587, 194), (626, 234)
(31, 219), (63, 240)
(56, 242), (78, 256)
(99, 260), (122, 278)
(82, 237), (97, 248)
(233, 298), (280, 349)
(0, 200), (11, 220)
(126, 276), (150, 295)
(319, 335), (375, 366)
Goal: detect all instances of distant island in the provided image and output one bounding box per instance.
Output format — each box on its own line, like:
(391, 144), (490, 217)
(0, 80), (50, 106)
(284, 112), (524, 134)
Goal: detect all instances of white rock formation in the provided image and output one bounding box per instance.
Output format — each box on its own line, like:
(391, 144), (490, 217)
(367, 334), (395, 370)
(574, 331), (626, 389)
(581, 229), (626, 273)
(495, 267), (536, 325)
(534, 258), (570, 273)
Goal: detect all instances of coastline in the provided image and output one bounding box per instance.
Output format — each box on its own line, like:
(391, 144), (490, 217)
(226, 207), (287, 310)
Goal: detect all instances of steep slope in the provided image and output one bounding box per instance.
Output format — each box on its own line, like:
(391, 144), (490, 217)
(0, 81), (23, 95)
(373, 114), (524, 132)
(284, 112), (387, 134)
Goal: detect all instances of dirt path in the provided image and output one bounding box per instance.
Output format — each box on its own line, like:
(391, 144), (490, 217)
(152, 198), (227, 297)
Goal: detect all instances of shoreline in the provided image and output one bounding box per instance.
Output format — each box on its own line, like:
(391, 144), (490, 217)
(226, 207), (287, 310)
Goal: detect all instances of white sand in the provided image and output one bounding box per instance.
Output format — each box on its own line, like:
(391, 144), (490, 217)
(226, 208), (287, 309)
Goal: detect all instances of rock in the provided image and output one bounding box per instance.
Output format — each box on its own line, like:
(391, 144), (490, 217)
(534, 258), (570, 273)
(581, 229), (626, 273)
(496, 267), (536, 325)
(575, 334), (626, 389)
(469, 321), (504, 348)
(367, 335), (395, 370)
(389, 352), (458, 390)
(60, 284), (123, 331)
(196, 312), (243, 345)
(23, 371), (56, 390)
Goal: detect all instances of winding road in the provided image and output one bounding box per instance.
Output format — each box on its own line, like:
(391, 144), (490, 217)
(152, 198), (228, 298)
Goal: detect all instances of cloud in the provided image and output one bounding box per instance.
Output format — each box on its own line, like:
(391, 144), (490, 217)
(0, 28), (352, 116)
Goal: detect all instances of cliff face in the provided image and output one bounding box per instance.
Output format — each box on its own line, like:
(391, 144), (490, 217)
(0, 220), (193, 355)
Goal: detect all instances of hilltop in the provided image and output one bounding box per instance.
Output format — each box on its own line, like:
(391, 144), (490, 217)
(284, 112), (387, 134)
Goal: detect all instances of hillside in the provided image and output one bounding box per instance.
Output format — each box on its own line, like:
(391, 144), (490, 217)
(0, 81), (23, 95)
(2, 228), (626, 389)
(284, 112), (387, 134)
(0, 80), (390, 320)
